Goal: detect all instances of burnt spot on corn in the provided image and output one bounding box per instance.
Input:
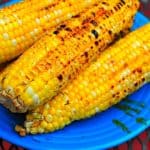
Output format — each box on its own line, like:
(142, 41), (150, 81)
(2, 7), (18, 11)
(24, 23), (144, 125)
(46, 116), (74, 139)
(108, 30), (113, 35)
(60, 24), (66, 28)
(84, 52), (88, 57)
(82, 18), (91, 25)
(142, 78), (145, 82)
(91, 12), (96, 17)
(42, 28), (47, 32)
(53, 30), (59, 35)
(132, 70), (136, 74)
(99, 26), (103, 29)
(116, 3), (122, 9)
(72, 14), (80, 18)
(111, 0), (126, 14)
(98, 48), (101, 52)
(132, 68), (142, 74)
(121, 0), (126, 5)
(91, 29), (99, 39)
(68, 74), (72, 80)
(57, 74), (63, 81)
(40, 2), (56, 11)
(90, 20), (98, 26)
(124, 90), (127, 93)
(114, 6), (119, 11)
(64, 99), (70, 105)
(88, 35), (92, 39)
(134, 82), (138, 87)
(57, 24), (67, 31)
(120, 30), (126, 37)
(122, 78), (125, 81)
(127, 4), (130, 8)
(95, 41), (99, 46)
(105, 13), (110, 18)
(60, 37), (65, 42)
(111, 85), (114, 89)
(110, 9), (113, 14)
(65, 27), (72, 32)
(82, 25), (87, 29)
(43, 6), (50, 10)
(137, 68), (142, 73)
(67, 61), (71, 65)
(113, 33), (122, 41)
(112, 94), (116, 98)
(102, 2), (109, 5)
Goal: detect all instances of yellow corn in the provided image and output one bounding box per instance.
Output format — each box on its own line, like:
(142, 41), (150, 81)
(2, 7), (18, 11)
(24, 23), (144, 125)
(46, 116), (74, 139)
(16, 23), (150, 135)
(0, 0), (100, 64)
(0, 0), (139, 112)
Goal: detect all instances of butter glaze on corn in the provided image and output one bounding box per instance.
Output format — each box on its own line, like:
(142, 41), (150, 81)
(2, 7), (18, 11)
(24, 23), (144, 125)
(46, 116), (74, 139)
(0, 0), (100, 64)
(18, 23), (150, 135)
(0, 0), (139, 112)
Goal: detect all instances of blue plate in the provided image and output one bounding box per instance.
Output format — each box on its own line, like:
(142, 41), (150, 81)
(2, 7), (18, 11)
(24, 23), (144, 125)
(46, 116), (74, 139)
(0, 1), (150, 150)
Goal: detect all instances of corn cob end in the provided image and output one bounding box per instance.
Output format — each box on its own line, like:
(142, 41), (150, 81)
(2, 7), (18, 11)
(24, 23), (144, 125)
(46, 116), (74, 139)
(0, 92), (27, 112)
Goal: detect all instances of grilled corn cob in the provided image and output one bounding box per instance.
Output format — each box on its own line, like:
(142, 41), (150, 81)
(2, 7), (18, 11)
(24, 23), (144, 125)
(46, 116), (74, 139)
(0, 0), (139, 112)
(0, 0), (100, 64)
(16, 23), (150, 135)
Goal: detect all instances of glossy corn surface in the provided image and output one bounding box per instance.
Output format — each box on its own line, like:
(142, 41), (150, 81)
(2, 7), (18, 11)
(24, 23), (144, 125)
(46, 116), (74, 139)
(0, 0), (99, 64)
(18, 23), (150, 135)
(0, 0), (139, 112)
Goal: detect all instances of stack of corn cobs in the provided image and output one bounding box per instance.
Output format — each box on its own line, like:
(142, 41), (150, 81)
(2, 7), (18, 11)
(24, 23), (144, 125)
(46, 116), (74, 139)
(0, 0), (149, 136)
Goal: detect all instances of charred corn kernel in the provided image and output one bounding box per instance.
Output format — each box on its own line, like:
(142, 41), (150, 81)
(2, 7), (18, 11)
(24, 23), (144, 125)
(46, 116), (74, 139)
(0, 0), (139, 112)
(16, 23), (150, 135)
(0, 0), (100, 64)
(0, 63), (7, 72)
